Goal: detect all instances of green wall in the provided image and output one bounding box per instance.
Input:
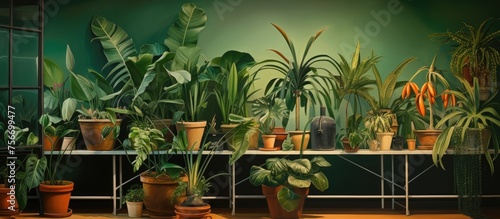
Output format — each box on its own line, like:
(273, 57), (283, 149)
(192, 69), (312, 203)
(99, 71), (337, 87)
(41, 0), (500, 209)
(44, 0), (500, 129)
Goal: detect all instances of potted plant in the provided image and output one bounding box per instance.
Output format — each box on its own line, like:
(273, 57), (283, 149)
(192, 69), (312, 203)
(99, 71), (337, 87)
(433, 76), (500, 173)
(41, 58), (79, 151)
(122, 184), (144, 218)
(331, 42), (379, 147)
(430, 18), (500, 100)
(337, 114), (363, 152)
(163, 3), (210, 151)
(364, 112), (394, 151)
(369, 57), (416, 135)
(249, 156), (331, 219)
(205, 50), (259, 149)
(171, 115), (259, 219)
(251, 95), (289, 150)
(257, 24), (336, 150)
(406, 131), (416, 151)
(89, 15), (190, 143)
(67, 45), (123, 151)
(400, 55), (455, 149)
(125, 115), (186, 218)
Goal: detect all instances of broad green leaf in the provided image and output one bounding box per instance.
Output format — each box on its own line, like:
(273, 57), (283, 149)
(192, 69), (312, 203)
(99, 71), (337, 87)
(310, 172), (329, 191)
(91, 15), (137, 88)
(287, 175), (311, 188)
(164, 3), (207, 53)
(277, 186), (300, 212)
(61, 98), (77, 121)
(43, 58), (64, 88)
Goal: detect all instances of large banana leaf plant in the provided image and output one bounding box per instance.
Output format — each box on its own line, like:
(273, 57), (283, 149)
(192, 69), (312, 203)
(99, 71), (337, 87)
(257, 24), (336, 130)
(249, 156), (331, 212)
(90, 15), (191, 121)
(433, 77), (500, 174)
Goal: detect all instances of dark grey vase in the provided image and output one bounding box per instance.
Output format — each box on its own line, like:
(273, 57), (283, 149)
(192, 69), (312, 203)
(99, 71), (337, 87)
(311, 107), (336, 150)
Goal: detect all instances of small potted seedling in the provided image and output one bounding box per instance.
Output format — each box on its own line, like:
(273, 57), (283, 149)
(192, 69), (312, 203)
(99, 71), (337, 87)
(123, 184), (144, 217)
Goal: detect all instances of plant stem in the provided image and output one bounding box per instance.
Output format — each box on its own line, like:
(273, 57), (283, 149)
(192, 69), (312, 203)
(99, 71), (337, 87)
(295, 90), (300, 131)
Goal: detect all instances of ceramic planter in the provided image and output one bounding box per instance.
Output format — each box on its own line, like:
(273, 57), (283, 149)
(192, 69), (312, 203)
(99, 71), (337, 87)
(272, 127), (288, 149)
(43, 134), (62, 151)
(391, 135), (404, 150)
(39, 181), (74, 217)
(342, 137), (359, 153)
(289, 131), (310, 151)
(262, 185), (308, 219)
(0, 184), (18, 217)
(413, 129), (442, 150)
(152, 119), (176, 143)
(377, 132), (394, 151)
(79, 119), (122, 151)
(175, 204), (211, 219)
(407, 139), (416, 151)
(368, 139), (379, 151)
(140, 173), (187, 217)
(176, 121), (207, 150)
(262, 134), (277, 149)
(61, 137), (76, 151)
(126, 201), (143, 217)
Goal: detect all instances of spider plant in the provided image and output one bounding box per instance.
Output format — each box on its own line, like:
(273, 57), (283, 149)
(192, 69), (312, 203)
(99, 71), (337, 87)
(433, 77), (500, 174)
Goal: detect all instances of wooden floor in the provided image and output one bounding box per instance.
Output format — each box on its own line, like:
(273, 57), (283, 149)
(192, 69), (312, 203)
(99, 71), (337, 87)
(11, 208), (500, 219)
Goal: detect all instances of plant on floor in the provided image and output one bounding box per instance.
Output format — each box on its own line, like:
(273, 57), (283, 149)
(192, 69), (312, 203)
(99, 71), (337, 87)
(249, 156), (331, 213)
(122, 184), (144, 204)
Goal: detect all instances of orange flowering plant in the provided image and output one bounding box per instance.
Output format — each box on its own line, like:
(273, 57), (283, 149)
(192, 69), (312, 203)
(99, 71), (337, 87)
(401, 56), (457, 130)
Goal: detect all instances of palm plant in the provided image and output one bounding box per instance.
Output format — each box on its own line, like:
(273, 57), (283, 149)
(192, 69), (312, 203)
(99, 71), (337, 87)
(433, 77), (500, 173)
(257, 24), (335, 130)
(331, 42), (379, 130)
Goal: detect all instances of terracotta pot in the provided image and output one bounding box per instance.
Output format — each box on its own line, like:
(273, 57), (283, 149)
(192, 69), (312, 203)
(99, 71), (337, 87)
(377, 132), (394, 151)
(39, 181), (74, 217)
(175, 204), (211, 219)
(79, 119), (122, 151)
(176, 121), (207, 150)
(43, 134), (62, 151)
(289, 131), (310, 151)
(0, 184), (18, 216)
(414, 129), (443, 150)
(342, 137), (359, 153)
(153, 119), (176, 143)
(407, 139), (416, 151)
(140, 173), (187, 217)
(126, 201), (143, 217)
(262, 185), (308, 219)
(272, 127), (288, 149)
(262, 135), (277, 149)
